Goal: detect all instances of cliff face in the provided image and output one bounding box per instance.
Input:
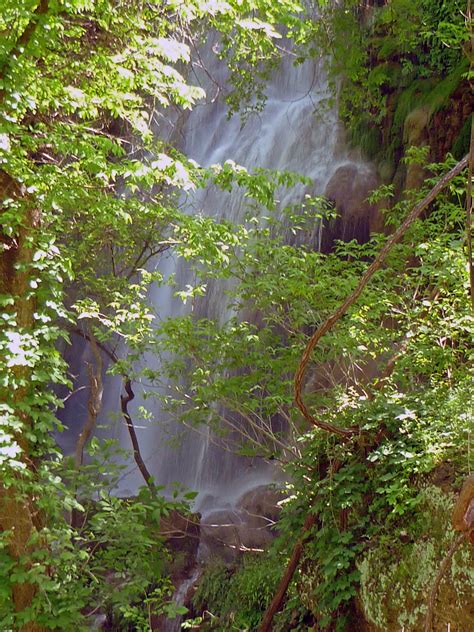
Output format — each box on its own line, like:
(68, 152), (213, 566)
(396, 79), (472, 191)
(354, 79), (473, 632)
(325, 70), (471, 249)
(428, 82), (472, 162)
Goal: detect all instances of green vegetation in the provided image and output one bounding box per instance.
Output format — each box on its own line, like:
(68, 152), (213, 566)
(192, 556), (303, 631)
(0, 0), (315, 628)
(163, 151), (473, 629)
(0, 0), (472, 631)
(319, 0), (471, 165)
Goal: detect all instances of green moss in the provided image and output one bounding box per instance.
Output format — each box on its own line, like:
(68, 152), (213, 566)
(358, 487), (474, 631)
(423, 58), (469, 115)
(350, 118), (383, 161)
(392, 79), (435, 139)
(392, 59), (468, 138)
(452, 116), (472, 159)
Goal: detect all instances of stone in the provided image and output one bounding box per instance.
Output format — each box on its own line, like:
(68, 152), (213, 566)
(323, 163), (380, 250)
(200, 485), (285, 560)
(452, 474), (474, 544)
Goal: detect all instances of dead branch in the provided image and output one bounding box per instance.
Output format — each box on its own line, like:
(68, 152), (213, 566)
(120, 378), (155, 493)
(294, 154), (469, 437)
(259, 511), (317, 632)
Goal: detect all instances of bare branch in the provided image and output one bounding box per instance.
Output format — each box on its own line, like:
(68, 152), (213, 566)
(74, 332), (103, 468)
(69, 326), (155, 492)
(120, 378), (156, 493)
(259, 513), (316, 632)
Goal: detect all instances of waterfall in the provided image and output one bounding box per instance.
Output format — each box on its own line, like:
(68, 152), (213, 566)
(60, 39), (376, 516)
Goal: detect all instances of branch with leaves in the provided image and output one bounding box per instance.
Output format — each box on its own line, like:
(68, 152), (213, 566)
(261, 155), (470, 632)
(294, 154), (469, 437)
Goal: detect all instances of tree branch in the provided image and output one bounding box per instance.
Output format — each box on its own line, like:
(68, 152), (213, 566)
(0, 0), (50, 83)
(294, 155), (469, 436)
(120, 378), (156, 493)
(259, 511), (317, 632)
(69, 326), (155, 492)
(68, 326), (118, 363)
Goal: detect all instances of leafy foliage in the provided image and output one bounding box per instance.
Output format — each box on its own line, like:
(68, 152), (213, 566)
(0, 0), (316, 628)
(192, 555), (296, 630)
(0, 1), (472, 630)
(163, 153), (473, 629)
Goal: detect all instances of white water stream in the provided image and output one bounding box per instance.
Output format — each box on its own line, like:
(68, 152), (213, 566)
(61, 37), (376, 520)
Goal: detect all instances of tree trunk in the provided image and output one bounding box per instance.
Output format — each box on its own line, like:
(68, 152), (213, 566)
(0, 170), (47, 632)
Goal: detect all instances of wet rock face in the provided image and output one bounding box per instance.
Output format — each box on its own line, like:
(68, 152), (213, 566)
(161, 510), (200, 582)
(357, 486), (474, 632)
(322, 163), (380, 251)
(429, 84), (472, 162)
(200, 485), (285, 560)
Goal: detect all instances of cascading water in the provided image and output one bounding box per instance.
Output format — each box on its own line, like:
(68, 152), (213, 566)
(61, 35), (376, 520)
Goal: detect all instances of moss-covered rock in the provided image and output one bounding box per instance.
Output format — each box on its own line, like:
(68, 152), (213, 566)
(358, 487), (474, 631)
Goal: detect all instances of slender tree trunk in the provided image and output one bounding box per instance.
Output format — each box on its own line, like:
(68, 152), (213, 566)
(71, 330), (104, 529)
(74, 331), (104, 469)
(259, 512), (317, 632)
(0, 172), (47, 631)
(121, 378), (156, 492)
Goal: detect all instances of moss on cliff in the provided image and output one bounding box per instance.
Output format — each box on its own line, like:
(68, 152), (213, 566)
(358, 487), (474, 631)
